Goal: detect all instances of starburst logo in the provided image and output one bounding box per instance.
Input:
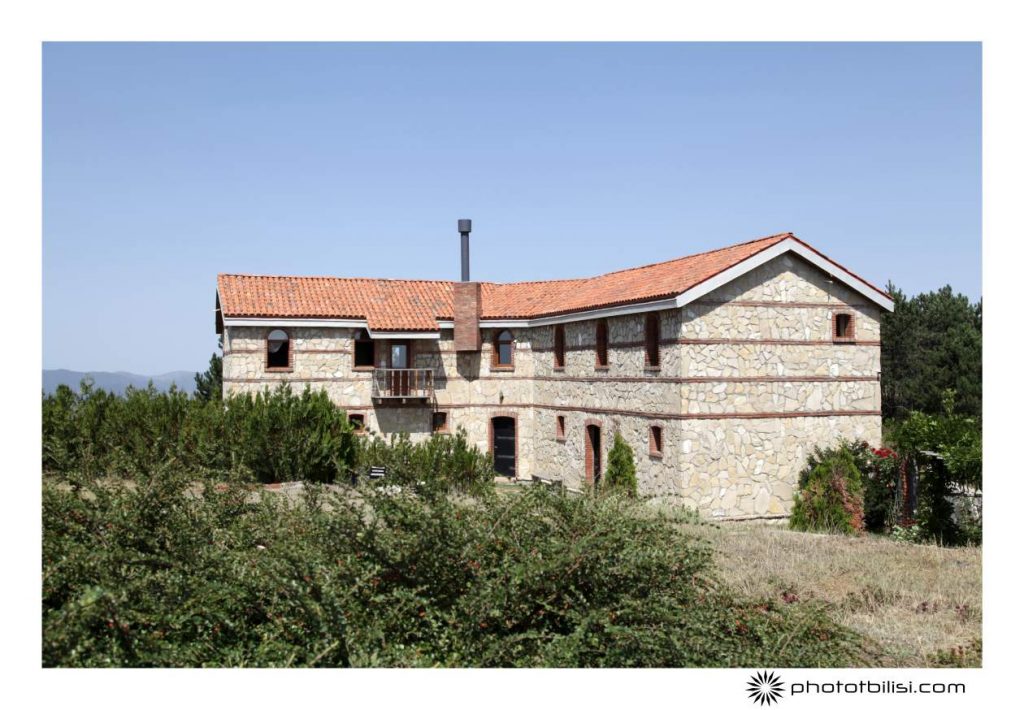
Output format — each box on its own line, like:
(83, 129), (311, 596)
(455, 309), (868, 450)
(746, 670), (785, 705)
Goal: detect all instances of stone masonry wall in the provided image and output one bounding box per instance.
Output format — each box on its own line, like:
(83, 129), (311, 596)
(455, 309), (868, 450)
(222, 251), (883, 518)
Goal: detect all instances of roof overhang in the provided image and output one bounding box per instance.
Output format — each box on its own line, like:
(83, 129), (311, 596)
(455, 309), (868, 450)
(366, 329), (440, 340)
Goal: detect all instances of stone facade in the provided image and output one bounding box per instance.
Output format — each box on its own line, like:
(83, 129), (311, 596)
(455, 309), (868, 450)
(223, 252), (882, 518)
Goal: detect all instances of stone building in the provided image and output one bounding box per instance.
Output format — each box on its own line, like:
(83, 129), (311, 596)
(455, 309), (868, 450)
(215, 228), (893, 518)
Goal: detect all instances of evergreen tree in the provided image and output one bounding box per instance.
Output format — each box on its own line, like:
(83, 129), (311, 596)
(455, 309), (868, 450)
(604, 432), (638, 496)
(194, 348), (223, 402)
(881, 283), (981, 419)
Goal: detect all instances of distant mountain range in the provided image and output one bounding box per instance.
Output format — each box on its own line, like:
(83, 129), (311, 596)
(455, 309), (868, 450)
(43, 369), (197, 395)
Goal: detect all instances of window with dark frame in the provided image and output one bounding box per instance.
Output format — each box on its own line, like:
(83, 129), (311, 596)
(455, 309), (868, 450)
(432, 411), (449, 434)
(266, 329), (290, 369)
(354, 329), (374, 368)
(554, 324), (566, 369)
(833, 313), (854, 341)
(644, 313), (660, 368)
(494, 330), (514, 368)
(595, 319), (608, 368)
(349, 413), (366, 433)
(649, 425), (663, 457)
(556, 415), (566, 441)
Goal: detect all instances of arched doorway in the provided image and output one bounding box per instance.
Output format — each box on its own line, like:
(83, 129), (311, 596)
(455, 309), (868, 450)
(585, 423), (602, 486)
(491, 416), (516, 478)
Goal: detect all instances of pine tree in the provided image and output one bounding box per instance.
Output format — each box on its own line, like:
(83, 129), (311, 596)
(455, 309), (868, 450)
(604, 432), (638, 496)
(194, 349), (223, 402)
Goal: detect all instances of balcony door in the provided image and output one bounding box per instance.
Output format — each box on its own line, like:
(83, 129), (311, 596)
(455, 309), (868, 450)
(388, 341), (411, 395)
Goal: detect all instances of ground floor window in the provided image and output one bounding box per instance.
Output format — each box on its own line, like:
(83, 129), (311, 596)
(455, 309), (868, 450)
(649, 425), (664, 457)
(348, 413), (366, 433)
(432, 411), (449, 434)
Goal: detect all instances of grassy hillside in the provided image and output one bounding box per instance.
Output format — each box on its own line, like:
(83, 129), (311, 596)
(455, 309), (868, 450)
(681, 520), (981, 667)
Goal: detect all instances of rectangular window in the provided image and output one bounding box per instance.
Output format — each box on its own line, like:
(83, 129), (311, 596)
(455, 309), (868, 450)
(833, 313), (854, 342)
(644, 313), (660, 368)
(554, 325), (566, 369)
(649, 425), (663, 457)
(354, 329), (374, 368)
(595, 319), (608, 368)
(432, 411), (449, 434)
(555, 415), (566, 441)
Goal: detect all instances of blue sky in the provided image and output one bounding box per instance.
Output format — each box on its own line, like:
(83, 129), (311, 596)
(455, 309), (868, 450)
(43, 42), (981, 374)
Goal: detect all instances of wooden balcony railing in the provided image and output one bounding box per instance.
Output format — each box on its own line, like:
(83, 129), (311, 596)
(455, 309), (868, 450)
(371, 368), (434, 401)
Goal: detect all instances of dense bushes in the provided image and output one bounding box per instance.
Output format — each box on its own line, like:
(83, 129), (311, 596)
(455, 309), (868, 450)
(886, 394), (982, 545)
(791, 395), (982, 545)
(790, 443), (865, 534)
(353, 429), (495, 496)
(43, 382), (356, 484)
(43, 465), (870, 667)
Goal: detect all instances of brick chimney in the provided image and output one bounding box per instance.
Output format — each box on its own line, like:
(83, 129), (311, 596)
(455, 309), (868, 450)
(453, 219), (482, 352)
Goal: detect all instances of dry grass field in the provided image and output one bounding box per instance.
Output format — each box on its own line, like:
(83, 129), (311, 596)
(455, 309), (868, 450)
(680, 520), (982, 667)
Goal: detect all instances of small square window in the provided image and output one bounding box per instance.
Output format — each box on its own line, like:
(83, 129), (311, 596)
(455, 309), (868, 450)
(649, 425), (663, 457)
(349, 413), (366, 433)
(432, 411), (449, 434)
(833, 313), (854, 342)
(555, 415), (566, 441)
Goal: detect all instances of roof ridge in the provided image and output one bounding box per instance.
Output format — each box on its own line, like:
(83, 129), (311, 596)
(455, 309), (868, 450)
(583, 232), (793, 280)
(218, 233), (794, 287)
(218, 273), (458, 285)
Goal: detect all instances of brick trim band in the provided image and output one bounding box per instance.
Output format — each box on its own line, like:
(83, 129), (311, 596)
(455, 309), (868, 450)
(533, 338), (880, 352)
(693, 299), (875, 310)
(327, 401), (881, 421)
(225, 374), (878, 386)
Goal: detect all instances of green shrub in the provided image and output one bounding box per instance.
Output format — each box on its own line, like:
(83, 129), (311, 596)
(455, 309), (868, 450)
(353, 428), (494, 496)
(43, 467), (870, 667)
(790, 443), (864, 535)
(603, 432), (637, 497)
(41, 382), (356, 484)
(887, 391), (982, 545)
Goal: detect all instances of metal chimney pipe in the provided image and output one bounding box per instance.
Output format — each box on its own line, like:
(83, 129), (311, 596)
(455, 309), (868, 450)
(458, 218), (472, 281)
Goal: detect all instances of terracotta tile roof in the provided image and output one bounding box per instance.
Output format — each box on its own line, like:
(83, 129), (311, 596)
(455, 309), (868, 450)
(217, 232), (884, 331)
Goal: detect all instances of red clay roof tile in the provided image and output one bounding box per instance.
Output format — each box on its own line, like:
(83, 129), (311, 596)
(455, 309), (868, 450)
(217, 233), (883, 331)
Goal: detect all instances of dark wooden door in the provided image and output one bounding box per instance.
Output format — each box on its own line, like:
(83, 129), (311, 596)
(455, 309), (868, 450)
(492, 417), (516, 478)
(585, 424), (601, 486)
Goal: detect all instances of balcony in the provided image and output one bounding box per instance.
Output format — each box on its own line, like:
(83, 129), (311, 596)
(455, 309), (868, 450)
(371, 368), (434, 402)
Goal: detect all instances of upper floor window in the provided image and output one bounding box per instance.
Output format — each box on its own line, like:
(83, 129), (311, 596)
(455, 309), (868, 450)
(595, 319), (609, 368)
(494, 330), (514, 368)
(354, 329), (374, 368)
(833, 313), (855, 342)
(644, 313), (660, 368)
(555, 415), (566, 441)
(266, 329), (291, 370)
(554, 324), (566, 369)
